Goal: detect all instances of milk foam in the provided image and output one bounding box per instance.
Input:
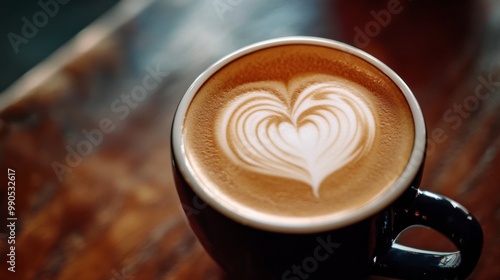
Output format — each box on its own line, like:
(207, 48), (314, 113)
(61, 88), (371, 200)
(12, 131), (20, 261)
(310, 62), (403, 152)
(217, 74), (376, 197)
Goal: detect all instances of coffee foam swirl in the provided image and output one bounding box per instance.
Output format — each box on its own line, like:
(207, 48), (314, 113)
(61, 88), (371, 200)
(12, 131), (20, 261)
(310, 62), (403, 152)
(217, 74), (376, 197)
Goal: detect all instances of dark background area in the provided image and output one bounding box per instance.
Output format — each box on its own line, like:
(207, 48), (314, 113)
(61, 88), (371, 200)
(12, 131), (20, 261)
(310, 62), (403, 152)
(0, 0), (119, 93)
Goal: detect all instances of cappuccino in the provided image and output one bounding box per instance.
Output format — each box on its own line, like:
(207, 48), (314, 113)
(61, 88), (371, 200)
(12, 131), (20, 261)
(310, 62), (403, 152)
(181, 43), (414, 218)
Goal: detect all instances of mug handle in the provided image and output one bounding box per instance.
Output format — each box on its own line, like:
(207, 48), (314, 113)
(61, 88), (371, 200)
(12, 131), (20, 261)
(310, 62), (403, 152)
(372, 189), (483, 280)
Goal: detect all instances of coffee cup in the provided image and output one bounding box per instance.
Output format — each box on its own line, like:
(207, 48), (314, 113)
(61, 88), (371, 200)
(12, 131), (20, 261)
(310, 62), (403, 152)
(171, 36), (483, 279)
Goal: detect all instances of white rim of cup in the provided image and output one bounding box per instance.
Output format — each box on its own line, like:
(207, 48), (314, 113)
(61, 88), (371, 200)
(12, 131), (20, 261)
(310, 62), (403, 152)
(172, 36), (426, 234)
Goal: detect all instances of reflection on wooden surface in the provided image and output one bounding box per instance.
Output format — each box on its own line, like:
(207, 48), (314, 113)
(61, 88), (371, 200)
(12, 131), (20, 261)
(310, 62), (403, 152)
(0, 0), (498, 279)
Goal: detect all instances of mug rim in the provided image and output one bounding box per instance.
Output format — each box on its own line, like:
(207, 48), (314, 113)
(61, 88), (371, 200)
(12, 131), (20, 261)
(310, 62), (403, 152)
(172, 36), (426, 233)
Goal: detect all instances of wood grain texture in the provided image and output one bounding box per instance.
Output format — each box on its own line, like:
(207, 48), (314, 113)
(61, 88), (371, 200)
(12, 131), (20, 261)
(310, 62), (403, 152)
(0, 0), (498, 279)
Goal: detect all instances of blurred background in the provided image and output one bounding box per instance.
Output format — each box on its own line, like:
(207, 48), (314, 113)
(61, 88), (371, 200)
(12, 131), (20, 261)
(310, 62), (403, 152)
(0, 0), (119, 93)
(0, 0), (498, 279)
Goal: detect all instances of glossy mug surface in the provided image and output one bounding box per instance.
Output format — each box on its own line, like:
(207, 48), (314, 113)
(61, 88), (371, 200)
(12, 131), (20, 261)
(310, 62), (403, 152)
(171, 37), (482, 279)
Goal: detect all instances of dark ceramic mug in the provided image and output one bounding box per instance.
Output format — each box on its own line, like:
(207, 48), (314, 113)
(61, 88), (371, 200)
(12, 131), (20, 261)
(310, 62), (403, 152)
(171, 37), (483, 279)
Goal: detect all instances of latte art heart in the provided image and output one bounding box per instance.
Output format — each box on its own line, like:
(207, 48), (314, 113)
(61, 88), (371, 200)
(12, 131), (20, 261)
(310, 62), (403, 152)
(217, 75), (376, 197)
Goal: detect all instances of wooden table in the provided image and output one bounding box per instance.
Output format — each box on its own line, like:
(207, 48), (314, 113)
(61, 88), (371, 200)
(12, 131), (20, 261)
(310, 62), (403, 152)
(1, 0), (498, 279)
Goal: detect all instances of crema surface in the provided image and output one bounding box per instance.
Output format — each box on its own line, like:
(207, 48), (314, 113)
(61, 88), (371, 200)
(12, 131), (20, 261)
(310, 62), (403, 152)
(183, 44), (414, 218)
